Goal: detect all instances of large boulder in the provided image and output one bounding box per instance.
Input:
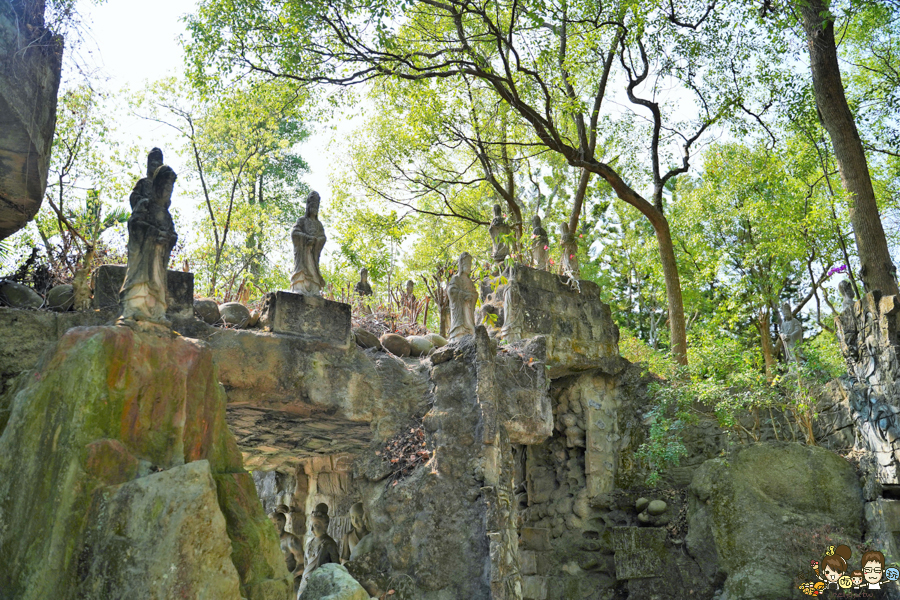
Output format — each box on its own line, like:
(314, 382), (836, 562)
(298, 563), (370, 600)
(0, 280), (42, 308)
(407, 335), (434, 357)
(380, 333), (410, 357)
(0, 326), (292, 600)
(687, 442), (864, 600)
(220, 302), (251, 328)
(46, 284), (74, 311)
(194, 298), (221, 324)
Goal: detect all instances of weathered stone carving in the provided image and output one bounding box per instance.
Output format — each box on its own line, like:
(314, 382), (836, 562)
(779, 302), (802, 363)
(447, 252), (477, 341)
(530, 215), (549, 270)
(340, 502), (370, 564)
(297, 503), (341, 595)
(353, 268), (372, 296)
(559, 222), (579, 279)
(270, 508), (304, 579)
(489, 204), (511, 265)
(290, 191), (327, 296)
(840, 279), (856, 313)
(120, 148), (178, 324)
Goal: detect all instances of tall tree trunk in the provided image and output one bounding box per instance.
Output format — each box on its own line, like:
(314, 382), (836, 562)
(655, 218), (688, 366)
(756, 309), (777, 382)
(798, 0), (899, 296)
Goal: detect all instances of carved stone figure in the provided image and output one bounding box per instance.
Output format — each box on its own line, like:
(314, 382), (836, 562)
(120, 148), (178, 323)
(340, 502), (370, 564)
(780, 302), (803, 363)
(269, 509), (304, 581)
(840, 279), (856, 313)
(403, 279), (416, 303)
(447, 252), (477, 341)
(531, 215), (549, 270)
(489, 204), (511, 265)
(559, 222), (579, 278)
(353, 267), (373, 296)
(297, 503), (340, 596)
(290, 191), (327, 296)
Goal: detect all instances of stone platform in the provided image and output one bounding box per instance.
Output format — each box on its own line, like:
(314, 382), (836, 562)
(91, 264), (194, 318)
(261, 290), (351, 346)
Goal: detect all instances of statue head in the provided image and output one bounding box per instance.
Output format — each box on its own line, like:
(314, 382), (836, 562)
(493, 204), (502, 219)
(269, 511), (287, 533)
(839, 279), (854, 300)
(310, 502), (330, 537)
(781, 302), (793, 320)
(349, 502), (366, 531)
(359, 267), (368, 283)
(147, 148), (164, 177)
(532, 215), (542, 228)
(306, 191), (321, 219)
(559, 222), (569, 236)
(458, 252), (472, 276)
(406, 280), (414, 295)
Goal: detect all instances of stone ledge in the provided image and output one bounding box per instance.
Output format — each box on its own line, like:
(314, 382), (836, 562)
(91, 264), (194, 318)
(261, 290), (351, 347)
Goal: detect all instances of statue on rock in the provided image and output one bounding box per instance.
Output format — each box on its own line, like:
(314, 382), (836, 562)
(290, 191), (327, 296)
(269, 509), (304, 586)
(447, 252), (477, 341)
(780, 302), (803, 363)
(559, 222), (579, 279)
(353, 267), (373, 296)
(340, 502), (370, 564)
(531, 215), (549, 270)
(839, 280), (856, 313)
(489, 204), (511, 266)
(120, 148), (178, 324)
(297, 503), (340, 596)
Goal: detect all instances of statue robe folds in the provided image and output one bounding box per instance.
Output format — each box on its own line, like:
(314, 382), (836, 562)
(447, 273), (477, 341)
(290, 216), (326, 296)
(120, 164), (178, 323)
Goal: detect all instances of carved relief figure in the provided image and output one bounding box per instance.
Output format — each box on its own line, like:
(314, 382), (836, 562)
(839, 279), (856, 313)
(297, 503), (340, 596)
(780, 302), (803, 363)
(120, 148), (178, 323)
(489, 204), (511, 265)
(340, 502), (370, 564)
(269, 509), (304, 585)
(559, 222), (579, 279)
(530, 215), (549, 270)
(290, 191), (327, 296)
(447, 252), (477, 341)
(353, 267), (373, 296)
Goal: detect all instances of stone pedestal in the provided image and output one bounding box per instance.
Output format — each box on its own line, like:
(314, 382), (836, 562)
(91, 265), (194, 318)
(262, 291), (351, 346)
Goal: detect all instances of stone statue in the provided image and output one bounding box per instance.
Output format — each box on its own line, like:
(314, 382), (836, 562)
(488, 204), (511, 265)
(403, 279), (416, 303)
(72, 248), (94, 311)
(531, 215), (549, 270)
(297, 503), (340, 596)
(340, 502), (370, 564)
(269, 509), (304, 581)
(353, 267), (373, 296)
(840, 279), (856, 313)
(120, 148), (178, 323)
(290, 191), (327, 296)
(559, 222), (579, 278)
(447, 252), (477, 341)
(780, 302), (803, 363)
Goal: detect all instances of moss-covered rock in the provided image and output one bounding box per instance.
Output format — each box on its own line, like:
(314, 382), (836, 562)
(688, 442), (864, 600)
(0, 325), (291, 600)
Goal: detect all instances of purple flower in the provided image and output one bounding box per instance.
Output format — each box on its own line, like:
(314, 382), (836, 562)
(827, 265), (848, 277)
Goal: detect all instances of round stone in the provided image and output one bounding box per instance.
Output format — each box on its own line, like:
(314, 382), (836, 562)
(354, 328), (382, 350)
(380, 333), (410, 357)
(46, 284), (74, 312)
(647, 500), (667, 516)
(0, 280), (43, 309)
(425, 333), (448, 348)
(218, 302), (250, 328)
(635, 497), (650, 513)
(407, 335), (434, 357)
(194, 299), (221, 324)
(247, 310), (261, 327)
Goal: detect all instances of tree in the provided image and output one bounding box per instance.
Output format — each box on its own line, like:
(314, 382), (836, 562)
(794, 0), (899, 296)
(186, 0), (747, 364)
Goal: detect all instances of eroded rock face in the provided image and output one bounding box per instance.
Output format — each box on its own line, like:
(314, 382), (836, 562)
(688, 443), (864, 600)
(0, 0), (62, 240)
(0, 326), (292, 600)
(298, 563), (369, 600)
